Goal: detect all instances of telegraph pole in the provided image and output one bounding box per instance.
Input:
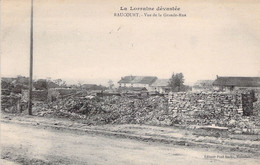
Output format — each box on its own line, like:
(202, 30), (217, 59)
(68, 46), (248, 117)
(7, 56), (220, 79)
(28, 0), (33, 115)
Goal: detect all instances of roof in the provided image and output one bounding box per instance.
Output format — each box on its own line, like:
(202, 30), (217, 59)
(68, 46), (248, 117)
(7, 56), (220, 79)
(212, 77), (260, 87)
(118, 76), (136, 83)
(118, 76), (157, 85)
(151, 79), (169, 87)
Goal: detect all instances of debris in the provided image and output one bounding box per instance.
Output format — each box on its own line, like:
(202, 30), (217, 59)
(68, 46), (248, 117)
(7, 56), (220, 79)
(2, 88), (259, 134)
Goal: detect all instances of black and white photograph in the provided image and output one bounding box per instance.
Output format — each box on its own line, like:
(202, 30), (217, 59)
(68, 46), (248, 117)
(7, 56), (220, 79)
(1, 0), (260, 164)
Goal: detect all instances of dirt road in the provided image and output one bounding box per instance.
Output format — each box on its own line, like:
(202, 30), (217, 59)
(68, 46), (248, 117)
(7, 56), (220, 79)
(1, 121), (259, 165)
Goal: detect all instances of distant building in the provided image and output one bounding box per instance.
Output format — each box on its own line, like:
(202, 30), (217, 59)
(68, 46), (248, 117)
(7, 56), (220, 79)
(150, 79), (170, 93)
(192, 80), (214, 92)
(212, 76), (260, 91)
(118, 76), (158, 90)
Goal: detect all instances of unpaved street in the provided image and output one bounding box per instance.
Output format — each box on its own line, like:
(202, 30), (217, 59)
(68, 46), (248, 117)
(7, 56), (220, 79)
(1, 122), (259, 165)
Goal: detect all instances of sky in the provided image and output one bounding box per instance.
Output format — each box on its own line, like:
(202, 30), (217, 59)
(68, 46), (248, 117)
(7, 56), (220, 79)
(1, 0), (260, 85)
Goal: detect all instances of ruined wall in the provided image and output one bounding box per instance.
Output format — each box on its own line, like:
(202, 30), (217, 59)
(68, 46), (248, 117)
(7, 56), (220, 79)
(253, 92), (260, 115)
(242, 93), (254, 116)
(1, 95), (21, 113)
(168, 91), (256, 118)
(168, 92), (243, 117)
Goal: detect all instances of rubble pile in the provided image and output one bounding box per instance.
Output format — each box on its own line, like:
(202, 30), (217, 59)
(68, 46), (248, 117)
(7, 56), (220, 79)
(33, 95), (172, 125)
(31, 91), (259, 133)
(2, 89), (258, 133)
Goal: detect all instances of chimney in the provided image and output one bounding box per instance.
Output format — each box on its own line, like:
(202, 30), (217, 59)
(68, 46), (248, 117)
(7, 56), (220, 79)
(216, 75), (219, 79)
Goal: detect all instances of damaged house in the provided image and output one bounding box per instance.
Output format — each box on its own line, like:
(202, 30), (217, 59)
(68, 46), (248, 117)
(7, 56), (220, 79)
(213, 76), (260, 92)
(150, 79), (171, 94)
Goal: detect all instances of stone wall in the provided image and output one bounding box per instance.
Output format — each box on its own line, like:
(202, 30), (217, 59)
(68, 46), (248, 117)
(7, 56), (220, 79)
(167, 91), (259, 133)
(168, 91), (256, 119)
(242, 93), (254, 116)
(1, 95), (21, 113)
(253, 92), (260, 115)
(168, 92), (243, 117)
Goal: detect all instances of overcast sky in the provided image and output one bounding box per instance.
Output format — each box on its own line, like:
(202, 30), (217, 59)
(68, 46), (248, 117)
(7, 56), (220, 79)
(1, 0), (260, 85)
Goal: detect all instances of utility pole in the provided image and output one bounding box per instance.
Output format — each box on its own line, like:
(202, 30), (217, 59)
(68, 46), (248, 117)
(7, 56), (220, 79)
(28, 0), (33, 115)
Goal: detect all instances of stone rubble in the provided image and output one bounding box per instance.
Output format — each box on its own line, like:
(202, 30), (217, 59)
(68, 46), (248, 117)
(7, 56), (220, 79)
(28, 91), (260, 134)
(2, 89), (260, 134)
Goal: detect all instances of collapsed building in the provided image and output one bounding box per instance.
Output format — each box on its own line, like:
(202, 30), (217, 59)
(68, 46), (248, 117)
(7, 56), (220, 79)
(1, 76), (260, 134)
